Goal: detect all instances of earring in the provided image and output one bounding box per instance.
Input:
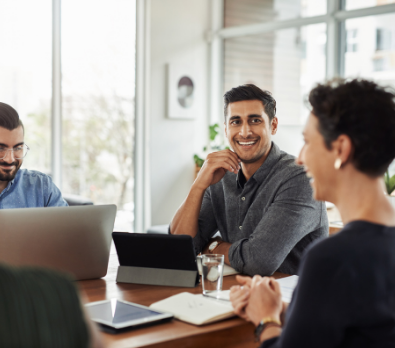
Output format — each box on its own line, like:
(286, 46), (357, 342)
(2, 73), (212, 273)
(334, 158), (342, 170)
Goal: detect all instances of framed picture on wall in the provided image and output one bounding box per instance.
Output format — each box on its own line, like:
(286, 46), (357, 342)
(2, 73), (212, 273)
(167, 64), (197, 119)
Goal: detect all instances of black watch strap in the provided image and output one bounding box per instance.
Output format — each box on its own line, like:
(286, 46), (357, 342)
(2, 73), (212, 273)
(254, 318), (281, 342)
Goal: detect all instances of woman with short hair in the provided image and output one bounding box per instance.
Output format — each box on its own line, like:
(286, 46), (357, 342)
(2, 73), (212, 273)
(230, 78), (395, 347)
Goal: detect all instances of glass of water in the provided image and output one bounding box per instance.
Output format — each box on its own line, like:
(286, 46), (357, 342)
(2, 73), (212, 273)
(201, 254), (224, 298)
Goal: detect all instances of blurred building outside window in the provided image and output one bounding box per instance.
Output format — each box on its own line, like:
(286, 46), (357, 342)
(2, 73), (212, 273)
(221, 0), (395, 128)
(0, 0), (136, 231)
(62, 0), (135, 231)
(0, 0), (51, 175)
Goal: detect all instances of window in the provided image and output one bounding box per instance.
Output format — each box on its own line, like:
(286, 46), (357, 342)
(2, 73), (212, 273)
(344, 0), (395, 11)
(224, 24), (326, 125)
(0, 0), (51, 174)
(376, 28), (392, 51)
(346, 29), (358, 53)
(219, 0), (395, 128)
(344, 13), (395, 84)
(224, 0), (327, 27)
(0, 1), (136, 231)
(62, 0), (136, 231)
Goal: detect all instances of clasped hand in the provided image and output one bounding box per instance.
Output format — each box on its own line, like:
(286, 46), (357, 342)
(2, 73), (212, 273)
(230, 275), (284, 327)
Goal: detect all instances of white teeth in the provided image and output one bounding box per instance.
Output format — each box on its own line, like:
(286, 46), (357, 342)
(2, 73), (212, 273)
(238, 141), (256, 145)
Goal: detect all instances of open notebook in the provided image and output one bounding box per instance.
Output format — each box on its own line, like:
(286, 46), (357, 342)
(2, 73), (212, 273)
(149, 276), (299, 325)
(150, 292), (234, 325)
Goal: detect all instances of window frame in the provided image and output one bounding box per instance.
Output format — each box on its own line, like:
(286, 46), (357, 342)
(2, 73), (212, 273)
(208, 0), (395, 125)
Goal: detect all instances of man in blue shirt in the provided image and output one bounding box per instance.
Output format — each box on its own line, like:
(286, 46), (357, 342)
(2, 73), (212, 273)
(0, 102), (67, 208)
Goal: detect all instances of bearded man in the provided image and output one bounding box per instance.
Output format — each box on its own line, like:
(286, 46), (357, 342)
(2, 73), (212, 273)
(0, 102), (67, 208)
(170, 84), (328, 276)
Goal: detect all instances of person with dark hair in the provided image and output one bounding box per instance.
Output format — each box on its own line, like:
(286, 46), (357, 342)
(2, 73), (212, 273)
(0, 102), (67, 208)
(170, 84), (327, 276)
(230, 78), (395, 347)
(0, 263), (103, 348)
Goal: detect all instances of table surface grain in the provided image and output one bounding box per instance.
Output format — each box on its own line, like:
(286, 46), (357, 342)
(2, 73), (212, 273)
(78, 250), (289, 348)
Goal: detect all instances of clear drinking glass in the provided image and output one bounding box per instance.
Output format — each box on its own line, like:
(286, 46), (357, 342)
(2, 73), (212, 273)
(201, 254), (224, 298)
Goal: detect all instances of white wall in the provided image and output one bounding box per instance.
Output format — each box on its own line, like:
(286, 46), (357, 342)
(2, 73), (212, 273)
(149, 0), (210, 225)
(273, 124), (304, 158)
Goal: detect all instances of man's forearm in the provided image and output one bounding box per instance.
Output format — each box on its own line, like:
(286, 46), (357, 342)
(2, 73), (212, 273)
(215, 242), (231, 265)
(170, 183), (206, 237)
(202, 240), (232, 265)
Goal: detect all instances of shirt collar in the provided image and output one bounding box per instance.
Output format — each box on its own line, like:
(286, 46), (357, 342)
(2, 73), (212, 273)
(236, 142), (282, 189)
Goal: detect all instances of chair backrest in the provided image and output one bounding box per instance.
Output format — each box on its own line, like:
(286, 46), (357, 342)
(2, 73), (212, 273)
(63, 193), (94, 206)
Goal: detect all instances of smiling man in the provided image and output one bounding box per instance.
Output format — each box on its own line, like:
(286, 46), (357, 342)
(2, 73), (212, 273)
(170, 84), (328, 276)
(0, 102), (67, 208)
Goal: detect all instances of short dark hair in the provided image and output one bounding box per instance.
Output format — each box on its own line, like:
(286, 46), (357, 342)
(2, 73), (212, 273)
(309, 78), (395, 177)
(223, 84), (277, 121)
(0, 102), (23, 130)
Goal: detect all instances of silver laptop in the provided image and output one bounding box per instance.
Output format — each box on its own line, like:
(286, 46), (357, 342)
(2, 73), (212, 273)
(0, 204), (117, 280)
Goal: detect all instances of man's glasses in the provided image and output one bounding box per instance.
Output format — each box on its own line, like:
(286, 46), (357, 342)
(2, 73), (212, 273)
(0, 144), (30, 160)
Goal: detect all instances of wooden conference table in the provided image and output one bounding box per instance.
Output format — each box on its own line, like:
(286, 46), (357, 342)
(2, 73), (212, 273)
(78, 251), (290, 348)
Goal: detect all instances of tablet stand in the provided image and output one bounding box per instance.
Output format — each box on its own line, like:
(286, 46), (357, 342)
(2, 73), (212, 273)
(116, 266), (199, 288)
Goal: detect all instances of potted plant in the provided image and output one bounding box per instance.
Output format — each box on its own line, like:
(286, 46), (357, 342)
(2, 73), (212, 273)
(194, 124), (229, 178)
(384, 169), (395, 208)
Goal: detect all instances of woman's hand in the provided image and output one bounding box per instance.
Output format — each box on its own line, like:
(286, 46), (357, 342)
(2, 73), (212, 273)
(245, 277), (283, 327)
(230, 285), (250, 320)
(229, 275), (254, 320)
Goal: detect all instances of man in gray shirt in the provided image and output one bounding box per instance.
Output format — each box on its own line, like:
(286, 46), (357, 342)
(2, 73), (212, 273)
(170, 84), (328, 276)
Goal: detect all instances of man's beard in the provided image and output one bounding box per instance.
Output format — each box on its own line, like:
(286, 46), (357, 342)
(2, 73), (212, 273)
(0, 161), (22, 182)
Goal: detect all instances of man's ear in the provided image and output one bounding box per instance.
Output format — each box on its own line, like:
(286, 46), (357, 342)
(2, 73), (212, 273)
(270, 117), (278, 135)
(332, 134), (353, 165)
(224, 121), (227, 137)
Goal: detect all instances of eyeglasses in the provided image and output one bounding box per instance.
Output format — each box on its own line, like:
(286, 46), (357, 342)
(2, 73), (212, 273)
(0, 144), (30, 160)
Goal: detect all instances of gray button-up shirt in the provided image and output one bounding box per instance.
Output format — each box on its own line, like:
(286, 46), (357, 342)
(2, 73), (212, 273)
(193, 142), (328, 276)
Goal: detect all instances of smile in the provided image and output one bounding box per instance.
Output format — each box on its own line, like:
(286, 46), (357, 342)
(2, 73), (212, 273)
(0, 165), (15, 170)
(237, 140), (257, 146)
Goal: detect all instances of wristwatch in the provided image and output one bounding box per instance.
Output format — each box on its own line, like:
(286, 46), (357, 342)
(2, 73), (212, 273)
(208, 240), (222, 253)
(254, 317), (282, 342)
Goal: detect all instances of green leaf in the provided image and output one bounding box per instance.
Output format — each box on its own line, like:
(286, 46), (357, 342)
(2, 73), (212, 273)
(209, 123), (219, 141)
(389, 174), (395, 195)
(193, 154), (204, 167)
(384, 170), (395, 194)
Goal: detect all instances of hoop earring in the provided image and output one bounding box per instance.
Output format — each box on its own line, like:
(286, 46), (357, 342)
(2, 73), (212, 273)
(334, 158), (342, 170)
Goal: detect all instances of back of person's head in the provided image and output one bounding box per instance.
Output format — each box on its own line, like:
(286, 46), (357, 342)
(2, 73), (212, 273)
(223, 84), (277, 121)
(0, 102), (23, 130)
(309, 78), (395, 177)
(0, 264), (89, 348)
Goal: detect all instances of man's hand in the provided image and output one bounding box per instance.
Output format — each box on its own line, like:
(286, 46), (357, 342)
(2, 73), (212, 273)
(194, 150), (241, 191)
(202, 236), (232, 265)
(202, 236), (223, 255)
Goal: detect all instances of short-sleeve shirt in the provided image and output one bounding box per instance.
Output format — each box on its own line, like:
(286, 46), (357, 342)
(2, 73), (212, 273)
(193, 142), (328, 276)
(0, 169), (68, 208)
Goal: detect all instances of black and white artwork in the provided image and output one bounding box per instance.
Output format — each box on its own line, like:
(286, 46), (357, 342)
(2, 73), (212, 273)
(167, 64), (197, 119)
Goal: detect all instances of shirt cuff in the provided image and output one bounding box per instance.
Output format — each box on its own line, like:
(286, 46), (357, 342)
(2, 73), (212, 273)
(228, 238), (247, 273)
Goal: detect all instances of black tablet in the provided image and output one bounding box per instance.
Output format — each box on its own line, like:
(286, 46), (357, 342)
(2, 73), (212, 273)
(112, 232), (200, 287)
(112, 232), (198, 271)
(85, 298), (173, 330)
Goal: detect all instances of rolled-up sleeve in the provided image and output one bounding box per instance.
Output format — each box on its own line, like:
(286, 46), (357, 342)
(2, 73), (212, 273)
(193, 189), (219, 254)
(228, 173), (325, 276)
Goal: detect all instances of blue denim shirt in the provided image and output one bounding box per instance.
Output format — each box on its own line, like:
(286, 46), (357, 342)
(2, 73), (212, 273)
(0, 169), (68, 209)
